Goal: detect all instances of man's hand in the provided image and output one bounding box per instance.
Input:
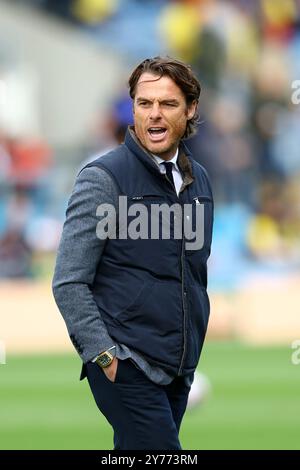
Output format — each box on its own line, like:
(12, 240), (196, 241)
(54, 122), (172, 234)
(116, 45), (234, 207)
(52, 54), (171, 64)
(103, 357), (118, 383)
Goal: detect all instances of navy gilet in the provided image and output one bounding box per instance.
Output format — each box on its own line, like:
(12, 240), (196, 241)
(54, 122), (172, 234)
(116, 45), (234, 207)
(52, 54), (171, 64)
(84, 129), (214, 376)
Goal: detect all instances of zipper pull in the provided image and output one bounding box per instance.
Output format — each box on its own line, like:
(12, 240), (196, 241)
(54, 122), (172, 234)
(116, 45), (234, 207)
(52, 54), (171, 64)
(193, 197), (200, 205)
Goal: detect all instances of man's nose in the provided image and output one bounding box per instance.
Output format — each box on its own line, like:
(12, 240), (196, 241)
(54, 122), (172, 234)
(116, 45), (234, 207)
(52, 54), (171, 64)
(149, 103), (161, 120)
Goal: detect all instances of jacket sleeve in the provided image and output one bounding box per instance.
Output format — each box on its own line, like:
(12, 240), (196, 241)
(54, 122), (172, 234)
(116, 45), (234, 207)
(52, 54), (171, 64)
(52, 165), (119, 363)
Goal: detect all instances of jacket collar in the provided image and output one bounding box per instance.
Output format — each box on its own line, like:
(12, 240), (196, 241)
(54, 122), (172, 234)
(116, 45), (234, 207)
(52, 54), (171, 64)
(125, 126), (194, 192)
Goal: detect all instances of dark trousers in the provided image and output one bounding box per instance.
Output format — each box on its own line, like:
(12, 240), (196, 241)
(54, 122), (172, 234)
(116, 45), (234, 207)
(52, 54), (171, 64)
(85, 358), (193, 450)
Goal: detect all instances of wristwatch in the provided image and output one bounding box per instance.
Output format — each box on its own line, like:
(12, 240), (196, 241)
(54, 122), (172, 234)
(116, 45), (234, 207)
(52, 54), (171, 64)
(95, 346), (116, 368)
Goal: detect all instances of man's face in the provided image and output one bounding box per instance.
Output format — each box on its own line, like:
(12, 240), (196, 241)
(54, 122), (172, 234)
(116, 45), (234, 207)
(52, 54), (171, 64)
(133, 72), (197, 160)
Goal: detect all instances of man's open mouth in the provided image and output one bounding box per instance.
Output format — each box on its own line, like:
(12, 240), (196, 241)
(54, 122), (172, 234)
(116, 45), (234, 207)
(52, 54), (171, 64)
(147, 127), (167, 141)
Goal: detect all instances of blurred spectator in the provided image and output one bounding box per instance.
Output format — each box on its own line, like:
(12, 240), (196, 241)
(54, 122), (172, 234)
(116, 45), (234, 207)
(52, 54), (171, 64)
(37, 0), (75, 22)
(0, 186), (33, 278)
(71, 0), (118, 24)
(188, 93), (258, 207)
(0, 130), (53, 278)
(261, 0), (298, 42)
(80, 92), (134, 168)
(246, 179), (300, 264)
(0, 132), (11, 182)
(0, 228), (32, 278)
(158, 1), (201, 63)
(7, 136), (52, 186)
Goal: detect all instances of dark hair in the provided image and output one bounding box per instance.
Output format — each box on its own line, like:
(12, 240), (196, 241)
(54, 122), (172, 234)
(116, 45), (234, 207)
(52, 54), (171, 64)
(128, 56), (201, 138)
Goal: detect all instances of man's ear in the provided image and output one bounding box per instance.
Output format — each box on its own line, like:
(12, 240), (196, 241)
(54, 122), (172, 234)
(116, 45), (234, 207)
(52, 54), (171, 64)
(187, 100), (197, 120)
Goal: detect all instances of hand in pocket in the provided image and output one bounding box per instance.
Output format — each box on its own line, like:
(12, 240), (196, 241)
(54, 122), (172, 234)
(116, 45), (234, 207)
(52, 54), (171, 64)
(103, 357), (119, 383)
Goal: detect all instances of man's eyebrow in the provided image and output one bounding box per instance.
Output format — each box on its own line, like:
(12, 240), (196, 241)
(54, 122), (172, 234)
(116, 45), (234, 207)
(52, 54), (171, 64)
(136, 97), (180, 104)
(136, 97), (152, 103)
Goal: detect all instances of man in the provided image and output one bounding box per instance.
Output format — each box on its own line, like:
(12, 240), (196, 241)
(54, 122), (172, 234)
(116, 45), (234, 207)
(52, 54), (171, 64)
(52, 56), (214, 450)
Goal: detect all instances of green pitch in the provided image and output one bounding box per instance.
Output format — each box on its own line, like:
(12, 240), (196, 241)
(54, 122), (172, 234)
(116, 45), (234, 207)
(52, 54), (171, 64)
(0, 341), (299, 449)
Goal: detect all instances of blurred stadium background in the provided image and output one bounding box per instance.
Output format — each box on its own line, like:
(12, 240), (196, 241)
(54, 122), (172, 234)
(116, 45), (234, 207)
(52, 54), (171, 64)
(0, 0), (300, 450)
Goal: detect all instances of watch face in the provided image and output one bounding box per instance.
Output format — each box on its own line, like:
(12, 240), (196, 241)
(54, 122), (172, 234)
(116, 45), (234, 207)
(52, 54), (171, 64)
(97, 352), (113, 368)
